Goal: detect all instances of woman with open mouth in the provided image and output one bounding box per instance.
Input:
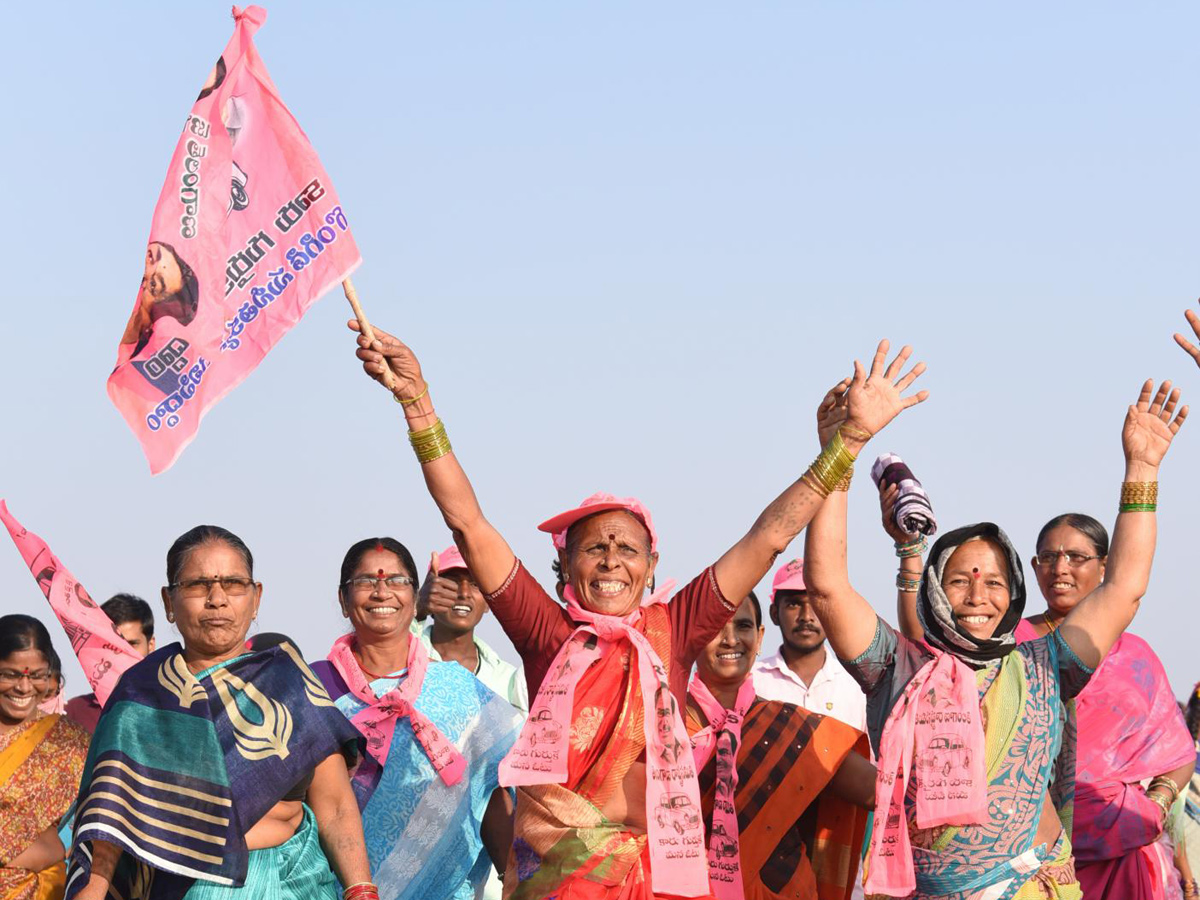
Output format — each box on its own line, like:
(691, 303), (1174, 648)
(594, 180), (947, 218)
(312, 537), (523, 900)
(68, 525), (374, 900)
(805, 379), (1188, 900)
(684, 590), (875, 900)
(0, 615), (88, 900)
(349, 322), (925, 899)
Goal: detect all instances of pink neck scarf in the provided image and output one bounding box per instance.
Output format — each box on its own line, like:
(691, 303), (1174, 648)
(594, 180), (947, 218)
(688, 674), (757, 900)
(865, 650), (987, 897)
(499, 584), (710, 898)
(327, 632), (467, 786)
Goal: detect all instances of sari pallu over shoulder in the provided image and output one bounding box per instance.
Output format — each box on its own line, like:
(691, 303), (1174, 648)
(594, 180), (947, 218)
(0, 715), (89, 900)
(66, 641), (359, 900)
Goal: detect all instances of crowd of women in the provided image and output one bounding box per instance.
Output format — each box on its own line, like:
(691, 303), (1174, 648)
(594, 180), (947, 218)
(4, 311), (1200, 900)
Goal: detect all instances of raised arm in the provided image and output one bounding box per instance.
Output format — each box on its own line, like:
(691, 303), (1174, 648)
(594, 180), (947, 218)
(351, 321), (516, 592)
(1059, 380), (1187, 668)
(803, 343), (928, 661)
(713, 341), (926, 605)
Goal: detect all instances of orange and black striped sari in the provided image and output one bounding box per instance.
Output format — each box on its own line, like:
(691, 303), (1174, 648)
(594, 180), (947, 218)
(686, 698), (868, 900)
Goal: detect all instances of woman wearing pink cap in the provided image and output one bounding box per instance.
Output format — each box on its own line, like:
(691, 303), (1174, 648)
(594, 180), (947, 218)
(349, 324), (927, 900)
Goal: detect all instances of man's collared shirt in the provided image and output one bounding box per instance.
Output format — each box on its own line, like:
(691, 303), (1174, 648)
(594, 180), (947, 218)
(751, 643), (867, 733)
(415, 620), (529, 712)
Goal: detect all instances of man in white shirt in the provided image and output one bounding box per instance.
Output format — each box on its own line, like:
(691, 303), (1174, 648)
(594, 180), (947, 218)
(751, 558), (867, 734)
(416, 544), (529, 713)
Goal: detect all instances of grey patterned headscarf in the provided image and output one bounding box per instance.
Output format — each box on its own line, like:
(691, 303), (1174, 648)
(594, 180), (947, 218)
(916, 522), (1026, 665)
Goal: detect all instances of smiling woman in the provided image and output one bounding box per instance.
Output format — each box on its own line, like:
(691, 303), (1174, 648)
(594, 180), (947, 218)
(67, 526), (374, 900)
(311, 537), (523, 900)
(348, 324), (927, 899)
(0, 614), (88, 900)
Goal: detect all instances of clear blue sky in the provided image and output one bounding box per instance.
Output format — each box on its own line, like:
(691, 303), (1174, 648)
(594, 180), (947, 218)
(3, 2), (1198, 699)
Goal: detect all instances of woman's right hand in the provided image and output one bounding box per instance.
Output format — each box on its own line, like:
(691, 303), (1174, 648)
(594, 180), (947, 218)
(348, 320), (427, 402)
(879, 482), (913, 544)
(842, 340), (928, 447)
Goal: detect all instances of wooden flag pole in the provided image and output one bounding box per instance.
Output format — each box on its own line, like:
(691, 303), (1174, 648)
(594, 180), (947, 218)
(342, 277), (397, 392)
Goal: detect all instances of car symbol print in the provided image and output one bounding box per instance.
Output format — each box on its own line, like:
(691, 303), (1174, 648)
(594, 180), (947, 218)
(527, 708), (563, 746)
(654, 792), (701, 834)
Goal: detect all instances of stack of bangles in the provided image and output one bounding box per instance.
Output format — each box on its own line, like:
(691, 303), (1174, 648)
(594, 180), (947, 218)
(895, 535), (926, 592)
(802, 427), (869, 497)
(1183, 878), (1198, 900)
(1120, 481), (1158, 513)
(1146, 775), (1179, 835)
(409, 419), (452, 465)
(343, 883), (380, 900)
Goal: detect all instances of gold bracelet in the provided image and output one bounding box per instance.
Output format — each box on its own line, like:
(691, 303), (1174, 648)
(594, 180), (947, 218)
(408, 419), (452, 464)
(1120, 480), (1158, 513)
(801, 470), (830, 499)
(394, 382), (429, 405)
(833, 466), (854, 492)
(840, 423), (872, 442)
(805, 430), (858, 496)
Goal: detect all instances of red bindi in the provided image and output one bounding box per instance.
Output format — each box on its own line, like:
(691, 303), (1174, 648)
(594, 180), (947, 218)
(972, 568), (981, 578)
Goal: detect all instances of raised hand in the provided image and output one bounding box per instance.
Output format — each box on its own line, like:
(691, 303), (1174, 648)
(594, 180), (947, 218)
(348, 319), (427, 402)
(1122, 379), (1187, 469)
(1173, 308), (1200, 369)
(843, 340), (928, 442)
(816, 377), (852, 447)
(879, 482), (913, 543)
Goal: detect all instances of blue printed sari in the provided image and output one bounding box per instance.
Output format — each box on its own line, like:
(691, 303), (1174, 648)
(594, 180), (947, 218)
(313, 656), (522, 900)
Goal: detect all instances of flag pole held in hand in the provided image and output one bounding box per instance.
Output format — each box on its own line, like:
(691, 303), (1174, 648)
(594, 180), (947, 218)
(343, 277), (396, 392)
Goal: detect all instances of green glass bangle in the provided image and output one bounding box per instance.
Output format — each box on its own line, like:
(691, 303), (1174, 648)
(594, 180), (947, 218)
(1119, 503), (1157, 512)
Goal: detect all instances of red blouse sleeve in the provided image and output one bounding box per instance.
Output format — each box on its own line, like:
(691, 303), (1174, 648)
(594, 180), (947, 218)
(484, 559), (573, 697)
(668, 565), (738, 668)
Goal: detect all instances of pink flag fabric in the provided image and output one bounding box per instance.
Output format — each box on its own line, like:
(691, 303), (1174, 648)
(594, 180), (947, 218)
(0, 501), (140, 707)
(107, 5), (361, 474)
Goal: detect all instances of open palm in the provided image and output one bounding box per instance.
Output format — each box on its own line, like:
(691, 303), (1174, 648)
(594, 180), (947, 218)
(1123, 379), (1187, 467)
(844, 340), (929, 439)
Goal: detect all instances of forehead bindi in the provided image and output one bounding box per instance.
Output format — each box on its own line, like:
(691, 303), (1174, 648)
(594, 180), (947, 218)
(354, 548), (406, 579)
(573, 512), (650, 549)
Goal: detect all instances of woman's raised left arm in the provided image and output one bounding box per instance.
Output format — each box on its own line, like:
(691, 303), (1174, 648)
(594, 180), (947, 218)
(307, 752), (373, 888)
(1060, 380), (1187, 668)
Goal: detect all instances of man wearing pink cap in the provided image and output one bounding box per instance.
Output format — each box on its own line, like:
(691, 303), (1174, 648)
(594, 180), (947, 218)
(350, 325), (927, 899)
(751, 559), (867, 735)
(416, 544), (528, 712)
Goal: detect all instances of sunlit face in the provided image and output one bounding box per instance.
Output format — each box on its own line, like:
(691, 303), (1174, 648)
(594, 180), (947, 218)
(771, 590), (824, 654)
(0, 649), (53, 727)
(114, 620), (155, 658)
(142, 243), (184, 307)
(562, 511), (658, 617)
(340, 548), (416, 641)
(940, 539), (1011, 640)
(698, 596), (764, 687)
(431, 569), (487, 635)
(163, 541), (261, 662)
(1032, 525), (1106, 617)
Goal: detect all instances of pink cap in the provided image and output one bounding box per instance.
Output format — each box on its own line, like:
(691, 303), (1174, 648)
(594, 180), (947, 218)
(770, 558), (806, 601)
(537, 492), (658, 552)
(434, 544), (468, 574)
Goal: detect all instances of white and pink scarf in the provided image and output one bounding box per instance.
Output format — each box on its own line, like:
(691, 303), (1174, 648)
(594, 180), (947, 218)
(499, 584), (710, 897)
(865, 650), (987, 897)
(688, 675), (757, 900)
(327, 632), (467, 786)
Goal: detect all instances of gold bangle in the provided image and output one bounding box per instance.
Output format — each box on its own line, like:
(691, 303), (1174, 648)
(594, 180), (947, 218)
(394, 382), (429, 405)
(1120, 481), (1159, 505)
(801, 470), (830, 500)
(840, 424), (872, 442)
(408, 419), (452, 464)
(833, 466), (854, 492)
(805, 430), (857, 496)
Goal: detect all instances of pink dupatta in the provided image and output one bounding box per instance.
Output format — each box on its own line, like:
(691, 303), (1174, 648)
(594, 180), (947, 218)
(688, 675), (757, 900)
(326, 633), (466, 786)
(865, 651), (988, 897)
(498, 584), (710, 898)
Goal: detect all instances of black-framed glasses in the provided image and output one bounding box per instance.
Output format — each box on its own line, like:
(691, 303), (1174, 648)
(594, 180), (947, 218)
(1033, 550), (1103, 569)
(170, 576), (257, 599)
(343, 574), (415, 592)
(0, 669), (53, 689)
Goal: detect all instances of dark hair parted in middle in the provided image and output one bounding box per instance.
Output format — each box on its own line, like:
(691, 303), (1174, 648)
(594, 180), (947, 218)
(339, 538), (420, 595)
(166, 525), (255, 585)
(1035, 513), (1110, 558)
(0, 614), (60, 672)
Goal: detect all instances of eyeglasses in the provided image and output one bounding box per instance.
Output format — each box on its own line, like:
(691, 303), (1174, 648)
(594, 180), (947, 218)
(1033, 550), (1103, 569)
(0, 669), (53, 689)
(343, 574), (415, 592)
(170, 576), (257, 599)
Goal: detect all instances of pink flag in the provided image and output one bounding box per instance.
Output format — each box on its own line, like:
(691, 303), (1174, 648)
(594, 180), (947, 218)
(107, 5), (361, 473)
(0, 502), (141, 707)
